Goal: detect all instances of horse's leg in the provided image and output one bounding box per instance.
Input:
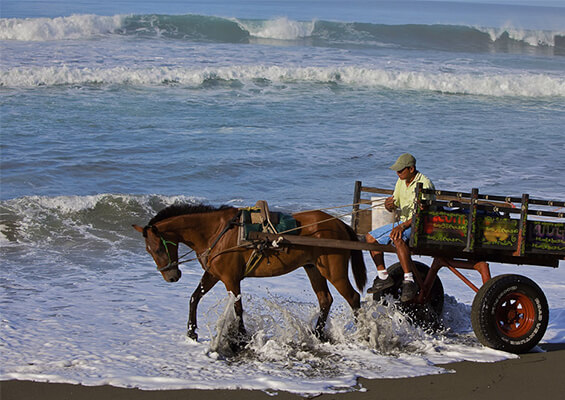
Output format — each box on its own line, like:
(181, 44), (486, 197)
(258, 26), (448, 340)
(222, 279), (247, 337)
(188, 271), (219, 340)
(318, 254), (361, 311)
(220, 278), (249, 352)
(304, 264), (333, 340)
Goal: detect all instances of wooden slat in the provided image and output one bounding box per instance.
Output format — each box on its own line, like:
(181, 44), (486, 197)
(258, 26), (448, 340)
(357, 185), (565, 214)
(360, 186), (393, 195)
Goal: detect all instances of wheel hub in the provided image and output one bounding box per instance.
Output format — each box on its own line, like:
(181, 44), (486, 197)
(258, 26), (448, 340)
(495, 293), (536, 338)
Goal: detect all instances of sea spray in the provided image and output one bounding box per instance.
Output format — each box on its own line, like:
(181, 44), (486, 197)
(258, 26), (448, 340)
(236, 17), (316, 40)
(207, 292), (246, 358)
(204, 292), (454, 377)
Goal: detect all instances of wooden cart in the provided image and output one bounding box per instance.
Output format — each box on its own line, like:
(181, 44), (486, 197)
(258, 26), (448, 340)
(249, 181), (565, 353)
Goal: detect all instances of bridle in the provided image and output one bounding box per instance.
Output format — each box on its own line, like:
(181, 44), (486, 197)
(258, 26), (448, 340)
(147, 210), (242, 273)
(155, 236), (198, 272)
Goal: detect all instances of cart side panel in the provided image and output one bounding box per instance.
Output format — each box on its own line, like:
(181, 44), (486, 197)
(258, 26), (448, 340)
(417, 210), (468, 249)
(478, 215), (519, 250)
(526, 220), (565, 255)
(416, 211), (519, 252)
(415, 209), (565, 258)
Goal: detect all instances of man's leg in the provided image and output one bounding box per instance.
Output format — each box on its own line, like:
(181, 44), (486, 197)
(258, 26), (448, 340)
(392, 236), (418, 302)
(365, 232), (394, 293)
(365, 233), (385, 269)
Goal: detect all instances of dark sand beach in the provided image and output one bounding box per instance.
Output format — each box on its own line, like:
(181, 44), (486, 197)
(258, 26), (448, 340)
(2, 343), (564, 400)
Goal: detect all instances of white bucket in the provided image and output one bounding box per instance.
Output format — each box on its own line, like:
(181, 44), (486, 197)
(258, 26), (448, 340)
(371, 196), (395, 230)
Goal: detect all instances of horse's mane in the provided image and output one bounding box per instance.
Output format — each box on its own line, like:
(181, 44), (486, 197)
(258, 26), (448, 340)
(148, 203), (233, 226)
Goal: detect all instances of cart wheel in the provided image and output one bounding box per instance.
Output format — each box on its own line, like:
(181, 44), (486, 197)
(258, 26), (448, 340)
(373, 261), (444, 328)
(471, 274), (548, 354)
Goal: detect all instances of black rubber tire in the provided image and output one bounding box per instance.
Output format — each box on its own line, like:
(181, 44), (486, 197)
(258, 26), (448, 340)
(373, 261), (444, 328)
(471, 274), (549, 354)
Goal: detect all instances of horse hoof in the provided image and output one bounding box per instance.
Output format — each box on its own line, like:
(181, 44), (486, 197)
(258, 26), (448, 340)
(228, 332), (250, 354)
(314, 329), (329, 342)
(187, 330), (198, 341)
(229, 339), (247, 353)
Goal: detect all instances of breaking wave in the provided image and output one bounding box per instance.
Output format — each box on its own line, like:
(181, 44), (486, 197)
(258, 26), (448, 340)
(1, 13), (562, 52)
(0, 193), (203, 246)
(0, 14), (126, 41)
(2, 65), (564, 97)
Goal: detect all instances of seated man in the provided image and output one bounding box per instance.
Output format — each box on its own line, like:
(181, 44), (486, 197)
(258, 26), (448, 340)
(365, 153), (435, 302)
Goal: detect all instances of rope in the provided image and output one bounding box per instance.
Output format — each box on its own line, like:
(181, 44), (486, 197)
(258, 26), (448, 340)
(176, 199), (389, 269)
(293, 202), (368, 214)
(277, 198), (388, 235)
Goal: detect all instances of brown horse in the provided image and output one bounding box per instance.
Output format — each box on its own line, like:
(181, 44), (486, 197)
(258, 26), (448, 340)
(133, 204), (366, 342)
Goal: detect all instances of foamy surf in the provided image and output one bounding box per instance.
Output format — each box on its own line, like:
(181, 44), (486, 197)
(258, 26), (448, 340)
(0, 14), (126, 41)
(0, 286), (513, 395)
(2, 65), (564, 97)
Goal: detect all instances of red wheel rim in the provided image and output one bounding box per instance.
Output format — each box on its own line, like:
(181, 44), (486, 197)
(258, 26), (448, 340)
(494, 292), (536, 338)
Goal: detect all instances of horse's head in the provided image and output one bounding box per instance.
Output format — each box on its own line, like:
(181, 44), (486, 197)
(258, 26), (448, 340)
(133, 224), (182, 283)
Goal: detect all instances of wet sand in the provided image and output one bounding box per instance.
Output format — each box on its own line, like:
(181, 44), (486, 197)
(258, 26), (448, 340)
(2, 343), (564, 400)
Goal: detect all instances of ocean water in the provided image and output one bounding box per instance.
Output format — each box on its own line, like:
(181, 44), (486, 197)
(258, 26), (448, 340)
(1, 0), (565, 395)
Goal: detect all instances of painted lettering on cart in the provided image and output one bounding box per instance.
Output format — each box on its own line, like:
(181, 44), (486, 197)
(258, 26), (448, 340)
(421, 212), (467, 244)
(528, 222), (565, 252)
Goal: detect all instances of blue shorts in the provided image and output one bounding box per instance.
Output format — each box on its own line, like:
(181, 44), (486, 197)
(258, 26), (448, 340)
(368, 222), (411, 245)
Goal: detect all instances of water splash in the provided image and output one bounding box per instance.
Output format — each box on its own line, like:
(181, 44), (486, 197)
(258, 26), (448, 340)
(201, 290), (497, 390)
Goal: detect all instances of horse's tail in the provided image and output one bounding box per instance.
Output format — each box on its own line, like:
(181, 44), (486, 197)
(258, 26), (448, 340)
(344, 224), (367, 292)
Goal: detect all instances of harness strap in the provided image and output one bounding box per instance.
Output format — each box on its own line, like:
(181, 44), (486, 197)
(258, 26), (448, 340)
(198, 210), (242, 268)
(244, 250), (264, 277)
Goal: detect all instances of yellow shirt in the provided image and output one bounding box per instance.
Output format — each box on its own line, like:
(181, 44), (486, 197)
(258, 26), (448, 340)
(393, 172), (435, 222)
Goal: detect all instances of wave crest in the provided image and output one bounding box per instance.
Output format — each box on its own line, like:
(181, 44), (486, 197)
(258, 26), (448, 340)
(0, 14), (125, 41)
(2, 65), (564, 97)
(1, 13), (562, 53)
(236, 17), (316, 40)
(0, 193), (202, 245)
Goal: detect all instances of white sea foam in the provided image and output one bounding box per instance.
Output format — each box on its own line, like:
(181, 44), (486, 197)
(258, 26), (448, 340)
(0, 275), (516, 395)
(2, 65), (564, 97)
(0, 14), (125, 41)
(1, 193), (200, 217)
(236, 17), (316, 40)
(477, 25), (563, 47)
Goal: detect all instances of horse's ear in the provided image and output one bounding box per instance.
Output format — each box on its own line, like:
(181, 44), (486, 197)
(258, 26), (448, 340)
(132, 224), (144, 233)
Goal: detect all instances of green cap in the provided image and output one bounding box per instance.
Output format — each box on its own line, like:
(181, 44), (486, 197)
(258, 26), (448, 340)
(390, 153), (416, 171)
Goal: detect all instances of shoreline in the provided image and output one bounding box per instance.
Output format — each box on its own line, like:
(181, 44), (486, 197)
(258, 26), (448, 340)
(2, 343), (564, 400)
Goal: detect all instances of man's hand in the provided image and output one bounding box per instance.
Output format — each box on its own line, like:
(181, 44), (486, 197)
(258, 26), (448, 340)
(390, 224), (405, 241)
(390, 219), (412, 242)
(384, 196), (396, 212)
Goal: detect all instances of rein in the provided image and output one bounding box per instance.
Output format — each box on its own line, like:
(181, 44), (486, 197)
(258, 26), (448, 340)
(153, 200), (387, 272)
